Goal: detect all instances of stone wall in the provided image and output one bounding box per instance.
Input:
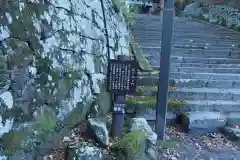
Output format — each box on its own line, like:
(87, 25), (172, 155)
(0, 0), (130, 159)
(184, 2), (240, 31)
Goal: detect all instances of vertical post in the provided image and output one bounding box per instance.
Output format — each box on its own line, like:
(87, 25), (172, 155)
(112, 95), (126, 137)
(155, 0), (175, 140)
(111, 55), (129, 137)
(160, 0), (165, 16)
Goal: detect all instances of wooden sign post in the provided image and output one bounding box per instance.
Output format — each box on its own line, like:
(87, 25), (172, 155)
(107, 55), (137, 137)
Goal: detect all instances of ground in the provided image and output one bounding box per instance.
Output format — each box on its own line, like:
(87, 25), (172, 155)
(157, 126), (240, 160)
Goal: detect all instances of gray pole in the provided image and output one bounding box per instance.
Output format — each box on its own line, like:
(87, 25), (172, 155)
(155, 0), (175, 140)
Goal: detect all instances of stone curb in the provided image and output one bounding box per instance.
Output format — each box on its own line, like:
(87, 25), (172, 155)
(129, 32), (153, 72)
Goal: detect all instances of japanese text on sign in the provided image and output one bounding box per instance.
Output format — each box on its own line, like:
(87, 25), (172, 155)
(107, 59), (137, 94)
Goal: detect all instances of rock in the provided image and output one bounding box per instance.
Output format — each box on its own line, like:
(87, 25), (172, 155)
(88, 118), (109, 148)
(145, 139), (157, 160)
(226, 112), (240, 126)
(0, 91), (13, 109)
(220, 127), (240, 141)
(115, 131), (150, 160)
(0, 156), (7, 160)
(143, 108), (176, 124)
(67, 141), (103, 160)
(0, 116), (14, 137)
(129, 118), (158, 159)
(0, 91), (14, 137)
(176, 112), (227, 135)
(184, 2), (202, 17)
(170, 156), (178, 160)
(131, 118), (157, 145)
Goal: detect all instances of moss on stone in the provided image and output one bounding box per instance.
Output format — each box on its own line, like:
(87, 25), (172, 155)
(129, 34), (153, 72)
(64, 100), (94, 128)
(33, 110), (57, 135)
(1, 131), (25, 156)
(115, 131), (145, 156)
(111, 0), (134, 25)
(126, 96), (185, 109)
(136, 85), (178, 93)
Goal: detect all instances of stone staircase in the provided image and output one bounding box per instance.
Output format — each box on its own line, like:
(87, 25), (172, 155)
(127, 14), (240, 134)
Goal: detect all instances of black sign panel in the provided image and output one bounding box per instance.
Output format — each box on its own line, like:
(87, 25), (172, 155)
(107, 59), (137, 94)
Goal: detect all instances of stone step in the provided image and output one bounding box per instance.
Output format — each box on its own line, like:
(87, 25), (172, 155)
(132, 30), (240, 38)
(131, 25), (235, 34)
(186, 111), (227, 134)
(139, 71), (240, 81)
(172, 45), (238, 50)
(134, 37), (240, 44)
(170, 72), (240, 81)
(144, 50), (240, 59)
(173, 41), (239, 47)
(134, 33), (239, 39)
(144, 109), (240, 135)
(137, 77), (240, 89)
(132, 28), (233, 37)
(170, 56), (240, 64)
(150, 59), (240, 68)
(172, 78), (240, 88)
(148, 57), (240, 66)
(171, 52), (240, 59)
(127, 94), (240, 113)
(170, 67), (240, 74)
(143, 110), (227, 131)
(135, 40), (239, 47)
(144, 47), (240, 53)
(132, 31), (240, 38)
(132, 86), (240, 101)
(184, 100), (240, 112)
(171, 63), (240, 68)
(169, 88), (240, 101)
(131, 23), (239, 33)
(220, 126), (240, 141)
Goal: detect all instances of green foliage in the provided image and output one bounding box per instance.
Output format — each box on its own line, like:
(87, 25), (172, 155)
(64, 100), (93, 128)
(63, 70), (82, 94)
(1, 131), (25, 156)
(117, 131), (145, 155)
(137, 85), (177, 93)
(33, 110), (57, 134)
(111, 0), (134, 25)
(123, 118), (133, 132)
(126, 96), (185, 109)
(174, 0), (186, 5)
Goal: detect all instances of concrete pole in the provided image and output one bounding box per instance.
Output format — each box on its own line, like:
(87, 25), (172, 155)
(155, 0), (175, 140)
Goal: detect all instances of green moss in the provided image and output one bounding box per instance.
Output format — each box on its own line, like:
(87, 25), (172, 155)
(1, 131), (25, 156)
(129, 34), (153, 72)
(63, 70), (83, 96)
(136, 85), (178, 93)
(115, 131), (145, 155)
(111, 0), (134, 25)
(126, 96), (185, 109)
(168, 99), (185, 109)
(33, 110), (57, 135)
(64, 100), (94, 128)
